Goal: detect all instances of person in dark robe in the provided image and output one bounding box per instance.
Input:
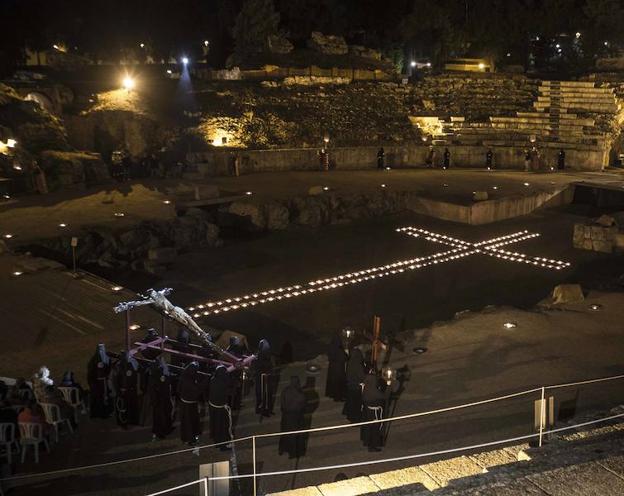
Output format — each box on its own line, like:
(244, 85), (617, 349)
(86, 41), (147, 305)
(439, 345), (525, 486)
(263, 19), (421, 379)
(557, 149), (566, 170)
(140, 328), (161, 360)
(255, 339), (274, 416)
(178, 362), (209, 445)
(226, 336), (248, 357)
(112, 351), (141, 428)
(360, 373), (387, 452)
(443, 148), (451, 169)
(171, 328), (191, 368)
(343, 348), (366, 422)
(377, 147), (385, 169)
(325, 335), (347, 401)
(209, 365), (233, 449)
(87, 344), (112, 418)
(226, 336), (247, 409)
(149, 357), (174, 439)
(278, 376), (306, 458)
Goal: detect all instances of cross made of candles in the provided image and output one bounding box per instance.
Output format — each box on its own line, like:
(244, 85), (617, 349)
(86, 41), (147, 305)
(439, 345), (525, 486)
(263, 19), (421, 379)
(188, 226), (570, 318)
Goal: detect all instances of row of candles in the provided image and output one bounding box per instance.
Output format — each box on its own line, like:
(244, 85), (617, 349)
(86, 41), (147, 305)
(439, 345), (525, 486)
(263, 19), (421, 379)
(187, 226), (570, 318)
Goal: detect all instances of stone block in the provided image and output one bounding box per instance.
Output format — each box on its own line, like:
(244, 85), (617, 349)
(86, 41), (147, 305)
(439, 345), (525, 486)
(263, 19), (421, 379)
(265, 202), (290, 230)
(147, 247), (177, 263)
(317, 476), (379, 495)
(592, 239), (613, 253)
(143, 260), (167, 276)
(591, 226), (605, 241)
(596, 214), (616, 227)
(228, 201), (266, 230)
(266, 35), (293, 54)
(308, 185), (325, 196)
(369, 466), (439, 491)
(584, 226), (592, 239)
(308, 32), (348, 55)
(582, 239), (593, 250)
(615, 233), (624, 251)
(473, 191), (489, 201)
(552, 284), (584, 304)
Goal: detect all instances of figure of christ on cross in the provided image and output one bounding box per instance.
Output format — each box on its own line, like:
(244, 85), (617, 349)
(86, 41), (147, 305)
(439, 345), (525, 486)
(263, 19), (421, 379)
(187, 226), (571, 318)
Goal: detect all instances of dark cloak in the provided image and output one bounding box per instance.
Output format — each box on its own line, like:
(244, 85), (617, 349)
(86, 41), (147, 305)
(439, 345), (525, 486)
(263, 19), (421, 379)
(278, 376), (306, 458)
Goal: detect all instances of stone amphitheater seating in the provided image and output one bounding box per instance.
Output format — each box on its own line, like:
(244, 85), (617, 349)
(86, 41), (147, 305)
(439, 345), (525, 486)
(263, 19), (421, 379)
(432, 80), (620, 158)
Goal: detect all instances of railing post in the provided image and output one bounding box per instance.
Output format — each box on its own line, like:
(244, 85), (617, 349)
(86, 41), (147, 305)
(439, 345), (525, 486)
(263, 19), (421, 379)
(252, 435), (257, 496)
(202, 477), (208, 496)
(539, 386), (545, 447)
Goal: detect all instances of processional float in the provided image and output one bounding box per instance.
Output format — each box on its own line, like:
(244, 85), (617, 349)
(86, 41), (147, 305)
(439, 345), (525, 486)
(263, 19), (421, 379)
(114, 288), (255, 372)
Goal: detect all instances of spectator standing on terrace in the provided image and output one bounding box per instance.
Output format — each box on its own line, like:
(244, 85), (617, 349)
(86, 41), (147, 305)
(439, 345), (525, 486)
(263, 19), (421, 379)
(524, 149), (531, 172)
(486, 149), (494, 169)
(425, 146), (436, 168)
(558, 149), (566, 170)
(377, 147), (385, 169)
(279, 376), (306, 458)
(87, 344), (112, 418)
(443, 148), (451, 169)
(530, 146), (540, 171)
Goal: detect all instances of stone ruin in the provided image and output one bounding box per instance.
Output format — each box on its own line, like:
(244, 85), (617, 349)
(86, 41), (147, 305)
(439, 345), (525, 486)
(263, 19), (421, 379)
(266, 35), (294, 55)
(308, 32), (349, 55)
(348, 45), (382, 60)
(573, 214), (624, 253)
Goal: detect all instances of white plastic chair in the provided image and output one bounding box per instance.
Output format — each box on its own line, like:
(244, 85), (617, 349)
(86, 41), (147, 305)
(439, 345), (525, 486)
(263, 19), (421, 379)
(58, 387), (86, 423)
(0, 423), (19, 464)
(19, 422), (50, 464)
(39, 403), (73, 442)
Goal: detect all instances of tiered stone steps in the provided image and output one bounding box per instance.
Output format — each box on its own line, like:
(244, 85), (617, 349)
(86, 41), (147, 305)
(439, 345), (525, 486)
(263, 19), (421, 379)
(433, 80), (619, 154)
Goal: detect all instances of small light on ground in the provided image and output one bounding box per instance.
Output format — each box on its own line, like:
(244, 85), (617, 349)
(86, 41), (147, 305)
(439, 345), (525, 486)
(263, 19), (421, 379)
(443, 183), (449, 187)
(523, 182), (530, 187)
(323, 186), (330, 191)
(140, 43), (145, 48)
(166, 69), (172, 75)
(2, 195), (10, 200)
(3, 234), (13, 239)
(12, 271), (23, 277)
(503, 322), (517, 329)
(163, 200), (171, 204)
(381, 184), (386, 188)
(112, 286), (123, 292)
(13, 165), (22, 171)
(385, 167), (391, 171)
(589, 304), (602, 311)
(59, 223), (67, 228)
(413, 347), (427, 354)
(114, 212), (125, 217)
(245, 191), (253, 196)
(128, 324), (141, 331)
(492, 186), (498, 190)
(122, 76), (135, 91)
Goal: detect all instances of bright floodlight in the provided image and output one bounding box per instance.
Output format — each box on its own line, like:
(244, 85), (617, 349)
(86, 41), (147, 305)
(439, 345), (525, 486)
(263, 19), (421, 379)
(122, 76), (135, 90)
(478, 62), (485, 70)
(182, 56), (189, 65)
(204, 40), (209, 47)
(410, 60), (416, 67)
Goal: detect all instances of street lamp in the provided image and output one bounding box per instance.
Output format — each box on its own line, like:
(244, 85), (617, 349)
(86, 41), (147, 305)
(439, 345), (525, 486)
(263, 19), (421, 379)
(410, 60), (416, 67)
(181, 56), (189, 65)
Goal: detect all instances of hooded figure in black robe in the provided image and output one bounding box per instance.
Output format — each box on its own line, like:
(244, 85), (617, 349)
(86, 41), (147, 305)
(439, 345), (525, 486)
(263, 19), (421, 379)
(171, 328), (191, 368)
(278, 376), (306, 458)
(149, 357), (174, 439)
(178, 361), (209, 444)
(87, 344), (112, 418)
(255, 339), (274, 416)
(343, 348), (366, 422)
(360, 373), (386, 451)
(140, 328), (162, 360)
(226, 336), (247, 409)
(325, 335), (347, 401)
(112, 351), (141, 428)
(209, 365), (233, 448)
